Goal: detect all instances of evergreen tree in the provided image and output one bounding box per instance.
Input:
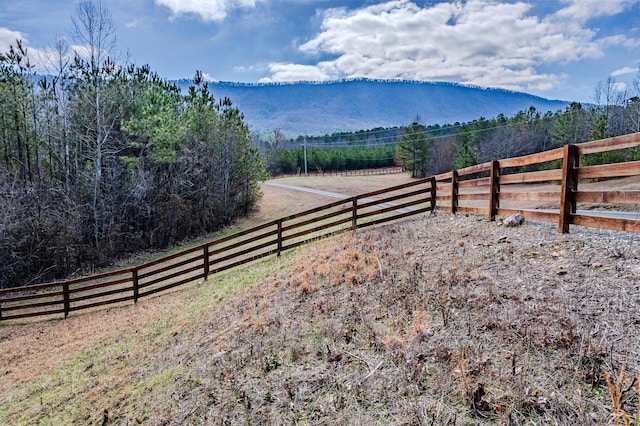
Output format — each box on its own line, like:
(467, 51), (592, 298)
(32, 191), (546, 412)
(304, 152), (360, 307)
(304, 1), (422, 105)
(396, 121), (430, 178)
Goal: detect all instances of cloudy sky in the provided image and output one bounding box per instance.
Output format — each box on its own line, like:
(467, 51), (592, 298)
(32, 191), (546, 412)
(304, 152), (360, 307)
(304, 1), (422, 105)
(1, 0), (639, 102)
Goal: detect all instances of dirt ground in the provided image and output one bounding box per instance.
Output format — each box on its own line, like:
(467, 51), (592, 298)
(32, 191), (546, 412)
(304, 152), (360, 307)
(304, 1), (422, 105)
(1, 172), (639, 425)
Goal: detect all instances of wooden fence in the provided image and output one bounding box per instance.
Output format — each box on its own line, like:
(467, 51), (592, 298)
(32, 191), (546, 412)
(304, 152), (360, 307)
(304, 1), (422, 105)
(1, 132), (639, 322)
(272, 166), (404, 178)
(0, 178), (434, 321)
(433, 132), (640, 234)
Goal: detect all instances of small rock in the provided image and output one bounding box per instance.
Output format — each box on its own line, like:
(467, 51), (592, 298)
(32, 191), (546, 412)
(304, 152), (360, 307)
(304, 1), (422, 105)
(503, 213), (525, 227)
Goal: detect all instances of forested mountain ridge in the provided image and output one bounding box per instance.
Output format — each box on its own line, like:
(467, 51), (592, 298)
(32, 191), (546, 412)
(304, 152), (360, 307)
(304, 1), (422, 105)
(174, 79), (569, 136)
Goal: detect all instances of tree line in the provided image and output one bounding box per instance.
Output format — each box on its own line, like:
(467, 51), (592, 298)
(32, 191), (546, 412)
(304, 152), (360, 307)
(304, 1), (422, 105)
(0, 2), (266, 288)
(261, 76), (640, 178)
(424, 87), (640, 177)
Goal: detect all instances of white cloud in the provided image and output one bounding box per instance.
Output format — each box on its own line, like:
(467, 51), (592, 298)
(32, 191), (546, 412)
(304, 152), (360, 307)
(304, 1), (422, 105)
(553, 0), (636, 24)
(611, 66), (638, 77)
(260, 62), (330, 82)
(265, 0), (636, 93)
(0, 29), (77, 74)
(155, 0), (260, 21)
(201, 71), (217, 81)
(0, 27), (27, 53)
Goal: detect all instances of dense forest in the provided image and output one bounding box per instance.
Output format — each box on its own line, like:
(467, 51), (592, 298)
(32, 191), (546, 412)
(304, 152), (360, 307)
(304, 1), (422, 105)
(0, 2), (266, 288)
(262, 78), (640, 178)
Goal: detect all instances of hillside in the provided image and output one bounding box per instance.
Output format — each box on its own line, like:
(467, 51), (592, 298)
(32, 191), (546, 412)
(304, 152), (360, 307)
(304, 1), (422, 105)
(1, 207), (639, 424)
(175, 79), (569, 136)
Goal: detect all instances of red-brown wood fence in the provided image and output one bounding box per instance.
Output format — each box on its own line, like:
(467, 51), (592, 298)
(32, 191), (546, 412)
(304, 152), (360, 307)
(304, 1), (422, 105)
(1, 132), (639, 321)
(0, 178), (434, 321)
(434, 132), (640, 234)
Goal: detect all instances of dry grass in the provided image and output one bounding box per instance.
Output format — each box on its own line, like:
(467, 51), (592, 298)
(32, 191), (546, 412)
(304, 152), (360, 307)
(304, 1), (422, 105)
(2, 211), (639, 425)
(1, 173), (639, 425)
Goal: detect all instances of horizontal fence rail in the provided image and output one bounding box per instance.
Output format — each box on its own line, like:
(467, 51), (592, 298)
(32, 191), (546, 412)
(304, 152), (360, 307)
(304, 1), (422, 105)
(434, 132), (640, 234)
(0, 178), (434, 321)
(2, 132), (639, 322)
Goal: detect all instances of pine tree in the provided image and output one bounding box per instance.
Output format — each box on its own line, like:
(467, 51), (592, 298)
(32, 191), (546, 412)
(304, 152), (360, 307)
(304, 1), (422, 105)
(396, 121), (431, 178)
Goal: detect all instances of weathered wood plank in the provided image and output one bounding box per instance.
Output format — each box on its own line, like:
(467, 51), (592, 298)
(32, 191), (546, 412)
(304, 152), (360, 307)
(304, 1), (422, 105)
(576, 161), (640, 179)
(458, 192), (490, 201)
(571, 214), (640, 233)
(137, 264), (206, 290)
(0, 289), (64, 303)
(357, 187), (426, 210)
(212, 239), (277, 266)
(499, 191), (560, 202)
(458, 177), (491, 188)
(138, 253), (205, 281)
(282, 209), (349, 233)
(457, 161), (492, 176)
(67, 276), (133, 294)
(70, 285), (133, 304)
(499, 169), (562, 184)
(577, 132), (640, 155)
(575, 190), (640, 204)
(1, 298), (63, 312)
(457, 206), (488, 215)
(434, 171), (453, 181)
(498, 147), (564, 168)
(208, 228), (277, 257)
(357, 178), (432, 199)
(282, 217), (352, 242)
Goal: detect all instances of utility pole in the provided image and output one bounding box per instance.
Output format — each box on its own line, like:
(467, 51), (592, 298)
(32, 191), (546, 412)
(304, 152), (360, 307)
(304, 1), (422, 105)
(303, 137), (308, 176)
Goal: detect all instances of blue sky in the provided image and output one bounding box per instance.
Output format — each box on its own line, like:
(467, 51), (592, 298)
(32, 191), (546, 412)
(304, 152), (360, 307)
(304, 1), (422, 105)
(1, 0), (639, 102)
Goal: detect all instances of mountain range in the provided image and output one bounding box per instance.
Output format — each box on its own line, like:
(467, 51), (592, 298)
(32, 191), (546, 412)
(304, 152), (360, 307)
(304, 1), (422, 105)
(175, 79), (569, 137)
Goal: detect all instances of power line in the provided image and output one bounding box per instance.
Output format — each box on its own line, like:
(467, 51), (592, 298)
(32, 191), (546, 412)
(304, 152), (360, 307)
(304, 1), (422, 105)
(296, 117), (546, 149)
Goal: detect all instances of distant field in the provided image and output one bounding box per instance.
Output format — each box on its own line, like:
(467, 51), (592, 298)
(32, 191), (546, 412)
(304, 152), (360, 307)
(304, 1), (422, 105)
(258, 173), (414, 219)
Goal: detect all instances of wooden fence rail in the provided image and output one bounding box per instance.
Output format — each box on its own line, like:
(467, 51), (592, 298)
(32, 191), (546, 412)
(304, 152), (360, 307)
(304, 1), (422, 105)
(434, 132), (640, 233)
(1, 132), (639, 322)
(0, 178), (433, 321)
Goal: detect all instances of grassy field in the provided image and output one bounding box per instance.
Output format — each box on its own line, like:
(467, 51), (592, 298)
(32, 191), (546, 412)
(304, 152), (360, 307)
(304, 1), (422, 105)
(1, 173), (639, 425)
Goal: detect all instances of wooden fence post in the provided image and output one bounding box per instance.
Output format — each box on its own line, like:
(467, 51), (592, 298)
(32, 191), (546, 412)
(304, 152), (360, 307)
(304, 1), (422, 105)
(489, 160), (500, 221)
(132, 268), (139, 303)
(451, 170), (459, 214)
(352, 197), (358, 232)
(559, 144), (579, 233)
(429, 177), (436, 213)
(277, 219), (283, 256)
(63, 282), (70, 319)
(203, 245), (210, 280)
